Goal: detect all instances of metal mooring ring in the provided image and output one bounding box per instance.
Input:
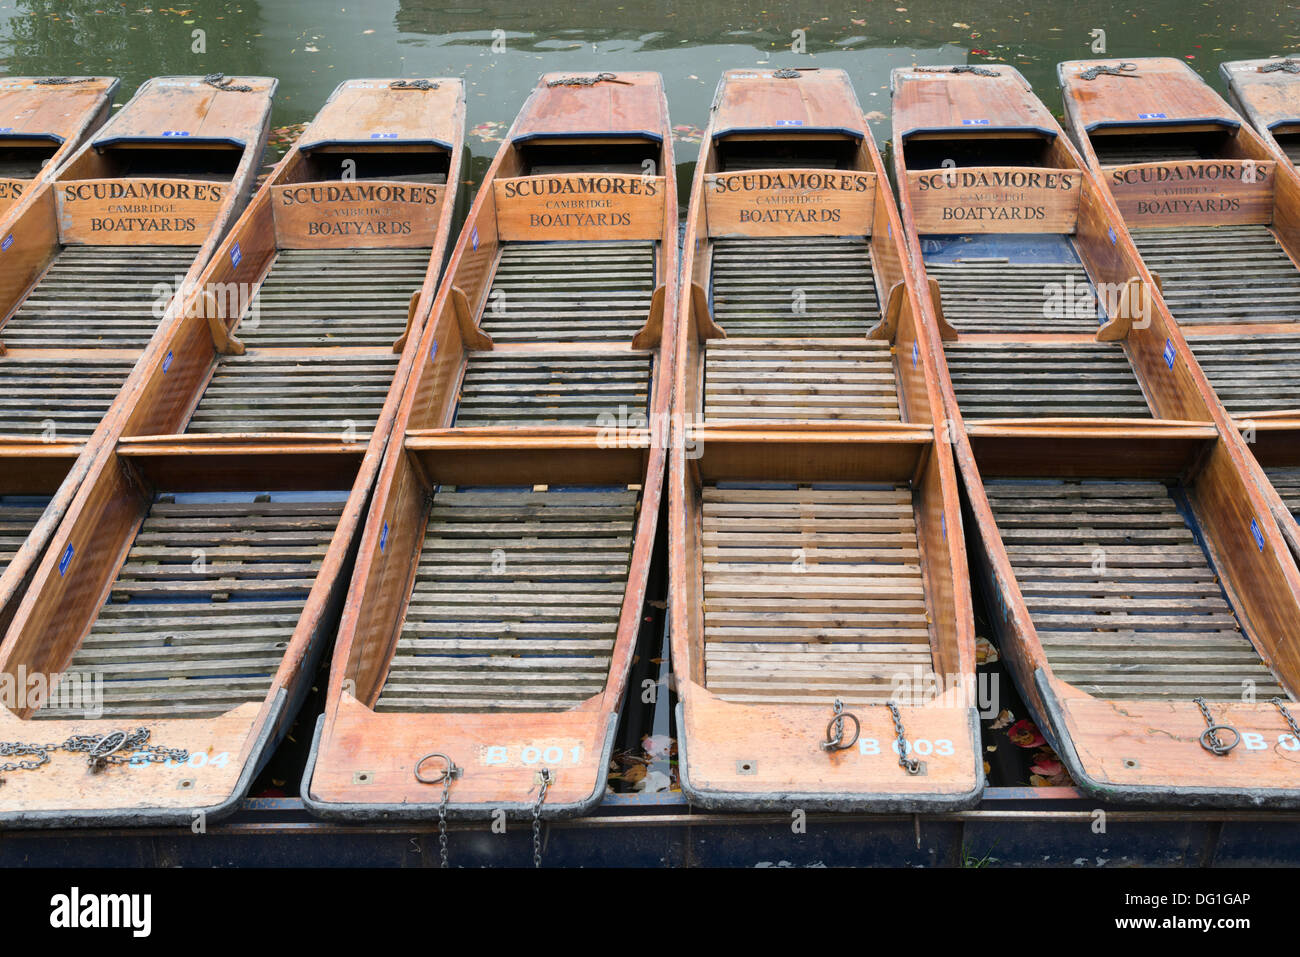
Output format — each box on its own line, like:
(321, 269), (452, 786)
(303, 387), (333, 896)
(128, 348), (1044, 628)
(1199, 725), (1240, 756)
(822, 712), (861, 751)
(414, 752), (461, 784)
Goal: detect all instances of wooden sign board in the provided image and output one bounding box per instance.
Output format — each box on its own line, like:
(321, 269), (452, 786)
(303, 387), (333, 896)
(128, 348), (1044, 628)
(0, 178), (28, 217)
(271, 180), (445, 248)
(704, 169), (877, 237)
(906, 167), (1082, 233)
(56, 178), (223, 245)
(493, 173), (665, 241)
(1104, 159), (1275, 227)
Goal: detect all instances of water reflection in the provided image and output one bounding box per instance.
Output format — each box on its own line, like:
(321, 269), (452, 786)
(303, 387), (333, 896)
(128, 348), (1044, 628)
(2, 0), (1294, 173)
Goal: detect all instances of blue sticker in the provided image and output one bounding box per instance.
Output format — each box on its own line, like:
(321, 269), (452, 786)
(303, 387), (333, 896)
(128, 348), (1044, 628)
(58, 544), (74, 576)
(1138, 112), (1168, 120)
(911, 341), (919, 368)
(961, 118), (990, 126)
(0, 127), (13, 134)
(162, 130), (192, 137)
(370, 132), (399, 139)
(163, 350), (173, 373)
(0, 234), (11, 252)
(941, 514), (947, 540)
(887, 222), (892, 238)
(471, 226), (479, 251)
(775, 119), (804, 126)
(1163, 338), (1176, 369)
(380, 521), (388, 553)
(1108, 226), (1117, 245)
(429, 340), (438, 363)
(1251, 518), (1265, 551)
(230, 241), (241, 268)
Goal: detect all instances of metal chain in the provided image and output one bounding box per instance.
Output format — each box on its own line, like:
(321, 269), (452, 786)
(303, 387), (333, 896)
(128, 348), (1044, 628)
(1260, 58), (1300, 74)
(1080, 62), (1139, 80)
(35, 77), (87, 85)
(532, 768), (551, 868)
(546, 72), (617, 88)
(203, 73), (253, 93)
(391, 79), (440, 91)
(887, 702), (922, 774)
(918, 65), (999, 77)
(772, 68), (801, 79)
(1194, 696), (1240, 755)
(1272, 697), (1300, 743)
(413, 752), (461, 868)
(0, 728), (187, 780)
(820, 697), (860, 751)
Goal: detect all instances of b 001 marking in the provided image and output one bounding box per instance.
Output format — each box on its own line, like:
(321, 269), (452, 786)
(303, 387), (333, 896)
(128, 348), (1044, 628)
(138, 751), (231, 769)
(482, 744), (583, 766)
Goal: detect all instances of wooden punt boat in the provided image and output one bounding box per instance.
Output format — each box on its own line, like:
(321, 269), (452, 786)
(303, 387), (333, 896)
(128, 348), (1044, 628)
(893, 64), (1300, 807)
(1058, 57), (1300, 564)
(667, 68), (980, 811)
(301, 71), (677, 822)
(1220, 57), (1300, 167)
(0, 76), (119, 221)
(0, 77), (465, 828)
(0, 77), (274, 648)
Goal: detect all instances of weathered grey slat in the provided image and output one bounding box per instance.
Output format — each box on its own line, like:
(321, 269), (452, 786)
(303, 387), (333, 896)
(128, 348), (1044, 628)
(480, 241), (655, 343)
(987, 478), (1288, 700)
(455, 352), (650, 427)
(374, 486), (638, 713)
(945, 341), (1151, 419)
(1131, 225), (1300, 326)
(232, 247), (431, 347)
(185, 352), (400, 435)
(43, 496), (344, 720)
(924, 259), (1100, 334)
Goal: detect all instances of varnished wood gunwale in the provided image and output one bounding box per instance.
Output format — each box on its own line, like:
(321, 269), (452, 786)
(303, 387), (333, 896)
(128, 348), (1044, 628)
(897, 64), (1300, 806)
(303, 72), (678, 819)
(665, 69), (979, 812)
(0, 78), (275, 693)
(0, 77), (119, 223)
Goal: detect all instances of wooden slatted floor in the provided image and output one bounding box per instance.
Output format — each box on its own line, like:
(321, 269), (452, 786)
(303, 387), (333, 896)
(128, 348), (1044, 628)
(945, 341), (1152, 418)
(0, 355), (138, 439)
(700, 485), (936, 706)
(1092, 141), (1204, 165)
(375, 487), (639, 713)
(1130, 225), (1300, 325)
(986, 479), (1288, 700)
(924, 260), (1100, 333)
(4, 246), (196, 349)
(1181, 331), (1300, 415)
(35, 494), (345, 720)
(454, 351), (651, 427)
(711, 237), (879, 336)
(186, 353), (401, 435)
(479, 242), (655, 343)
(231, 248), (431, 348)
(1267, 467), (1300, 522)
(704, 339), (900, 423)
(0, 496), (50, 577)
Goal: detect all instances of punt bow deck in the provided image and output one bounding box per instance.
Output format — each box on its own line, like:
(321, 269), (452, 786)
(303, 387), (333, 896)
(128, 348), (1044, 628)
(1221, 57), (1300, 167)
(1059, 56), (1300, 564)
(0, 76), (118, 221)
(669, 68), (980, 811)
(0, 76), (273, 640)
(894, 65), (1300, 806)
(0, 77), (466, 828)
(302, 71), (677, 820)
